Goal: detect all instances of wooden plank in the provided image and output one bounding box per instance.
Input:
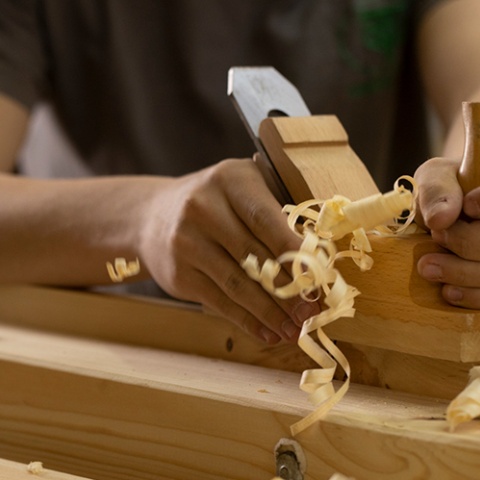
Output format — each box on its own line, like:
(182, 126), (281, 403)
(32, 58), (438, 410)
(0, 459), (92, 480)
(1, 282), (480, 403)
(1, 323), (480, 479)
(2, 281), (480, 366)
(336, 342), (473, 400)
(0, 284), (315, 373)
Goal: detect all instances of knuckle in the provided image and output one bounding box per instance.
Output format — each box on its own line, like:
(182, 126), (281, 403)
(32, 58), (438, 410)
(224, 270), (249, 297)
(245, 199), (271, 232)
(452, 235), (476, 261)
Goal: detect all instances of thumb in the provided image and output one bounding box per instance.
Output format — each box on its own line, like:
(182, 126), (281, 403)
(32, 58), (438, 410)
(414, 157), (463, 231)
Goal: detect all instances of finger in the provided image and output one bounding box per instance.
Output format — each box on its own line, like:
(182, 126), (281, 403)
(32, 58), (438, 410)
(201, 160), (320, 327)
(414, 158), (463, 231)
(218, 208), (320, 325)
(223, 159), (302, 256)
(170, 207), (304, 342)
(188, 269), (283, 344)
(441, 284), (480, 310)
(464, 186), (480, 219)
(200, 245), (307, 343)
(417, 252), (480, 288)
(187, 260), (300, 344)
(431, 219), (480, 261)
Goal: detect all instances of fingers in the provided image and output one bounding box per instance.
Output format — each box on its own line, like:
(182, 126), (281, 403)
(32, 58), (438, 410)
(198, 255), (303, 344)
(414, 157), (463, 231)
(417, 219), (480, 308)
(188, 206), (317, 343)
(415, 158), (480, 309)
(431, 219), (480, 261)
(418, 251), (480, 308)
(147, 158), (320, 344)
(178, 235), (308, 343)
(441, 284), (480, 309)
(221, 159), (302, 257)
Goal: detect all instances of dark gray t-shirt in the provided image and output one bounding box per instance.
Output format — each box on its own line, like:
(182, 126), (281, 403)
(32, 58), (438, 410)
(0, 0), (443, 192)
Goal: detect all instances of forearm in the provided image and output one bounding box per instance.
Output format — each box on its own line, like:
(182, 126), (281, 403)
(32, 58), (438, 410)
(0, 173), (167, 285)
(418, 0), (480, 159)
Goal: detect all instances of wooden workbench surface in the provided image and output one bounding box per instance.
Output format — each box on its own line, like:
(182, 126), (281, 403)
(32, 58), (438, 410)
(0, 319), (480, 479)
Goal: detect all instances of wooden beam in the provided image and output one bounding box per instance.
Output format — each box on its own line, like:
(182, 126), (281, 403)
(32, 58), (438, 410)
(336, 342), (473, 400)
(1, 322), (480, 480)
(0, 284), (315, 373)
(0, 284), (478, 401)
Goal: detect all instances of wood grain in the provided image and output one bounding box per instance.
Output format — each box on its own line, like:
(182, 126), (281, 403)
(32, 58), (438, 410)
(328, 233), (480, 363)
(0, 284), (315, 373)
(259, 115), (379, 203)
(1, 322), (480, 480)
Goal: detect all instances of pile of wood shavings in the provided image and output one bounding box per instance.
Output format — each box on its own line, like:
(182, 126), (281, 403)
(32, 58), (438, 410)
(243, 178), (417, 435)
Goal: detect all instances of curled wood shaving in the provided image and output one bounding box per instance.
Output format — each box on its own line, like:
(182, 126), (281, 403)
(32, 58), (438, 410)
(242, 178), (416, 435)
(106, 257), (140, 283)
(447, 366), (480, 430)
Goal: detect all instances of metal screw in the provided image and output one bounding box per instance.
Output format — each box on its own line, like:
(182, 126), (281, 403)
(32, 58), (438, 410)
(276, 451), (303, 480)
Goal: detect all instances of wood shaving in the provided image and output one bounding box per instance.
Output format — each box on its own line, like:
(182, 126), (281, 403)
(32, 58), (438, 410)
(447, 366), (480, 430)
(27, 461), (44, 474)
(106, 257), (140, 283)
(242, 178), (416, 435)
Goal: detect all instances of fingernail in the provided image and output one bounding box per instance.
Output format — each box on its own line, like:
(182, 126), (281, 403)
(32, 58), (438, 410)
(282, 320), (300, 340)
(293, 302), (316, 326)
(425, 202), (450, 227)
(420, 264), (443, 281)
(445, 287), (463, 302)
(260, 327), (281, 344)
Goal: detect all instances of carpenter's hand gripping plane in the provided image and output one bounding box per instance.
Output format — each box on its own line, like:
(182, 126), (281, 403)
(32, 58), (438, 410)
(228, 66), (480, 371)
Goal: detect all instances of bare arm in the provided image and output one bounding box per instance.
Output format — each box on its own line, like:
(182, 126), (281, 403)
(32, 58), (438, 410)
(0, 94), (314, 344)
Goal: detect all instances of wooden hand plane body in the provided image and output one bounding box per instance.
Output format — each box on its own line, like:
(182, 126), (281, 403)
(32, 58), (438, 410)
(229, 66), (480, 365)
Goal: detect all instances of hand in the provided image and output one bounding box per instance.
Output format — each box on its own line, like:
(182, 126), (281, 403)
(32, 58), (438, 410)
(415, 157), (480, 308)
(139, 158), (319, 344)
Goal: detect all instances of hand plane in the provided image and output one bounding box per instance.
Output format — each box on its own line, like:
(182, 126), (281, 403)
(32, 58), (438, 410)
(228, 66), (480, 365)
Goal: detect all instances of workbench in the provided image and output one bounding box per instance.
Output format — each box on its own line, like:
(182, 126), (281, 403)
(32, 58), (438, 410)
(0, 284), (480, 480)
(2, 71), (480, 480)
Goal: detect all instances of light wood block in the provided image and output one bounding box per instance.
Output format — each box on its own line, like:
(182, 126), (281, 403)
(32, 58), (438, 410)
(329, 234), (480, 363)
(1, 322), (480, 480)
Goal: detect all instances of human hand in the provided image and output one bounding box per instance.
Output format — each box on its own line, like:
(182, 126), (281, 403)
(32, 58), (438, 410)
(139, 158), (319, 344)
(415, 157), (480, 308)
